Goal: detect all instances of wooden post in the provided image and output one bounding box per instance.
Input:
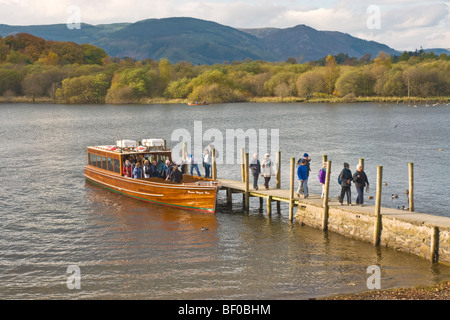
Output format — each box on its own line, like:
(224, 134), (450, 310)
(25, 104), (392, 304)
(226, 188), (232, 205)
(322, 155), (327, 164)
(276, 151), (281, 189)
(267, 195), (272, 215)
(409, 162), (414, 212)
(259, 197), (263, 210)
(289, 157), (295, 221)
(359, 158), (364, 170)
(212, 148), (217, 180)
(431, 226), (439, 263)
(322, 160), (331, 231)
(244, 152), (249, 210)
(374, 166), (383, 246)
(182, 142), (189, 175)
(240, 148), (245, 182)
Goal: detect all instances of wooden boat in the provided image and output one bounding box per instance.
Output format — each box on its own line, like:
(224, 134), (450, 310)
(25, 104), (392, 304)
(188, 101), (209, 106)
(84, 139), (221, 213)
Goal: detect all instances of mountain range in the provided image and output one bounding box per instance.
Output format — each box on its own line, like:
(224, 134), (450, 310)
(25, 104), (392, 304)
(0, 17), (447, 65)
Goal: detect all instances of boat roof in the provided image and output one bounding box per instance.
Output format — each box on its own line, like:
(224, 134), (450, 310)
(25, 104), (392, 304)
(87, 145), (172, 156)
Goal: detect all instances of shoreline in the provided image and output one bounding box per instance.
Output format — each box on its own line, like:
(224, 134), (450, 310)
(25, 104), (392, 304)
(321, 281), (450, 300)
(1, 96), (449, 105)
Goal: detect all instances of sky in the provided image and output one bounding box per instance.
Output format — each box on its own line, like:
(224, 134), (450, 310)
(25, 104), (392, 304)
(0, 0), (448, 51)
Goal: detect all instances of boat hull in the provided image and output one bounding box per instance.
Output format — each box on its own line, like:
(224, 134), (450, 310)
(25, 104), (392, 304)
(84, 166), (220, 213)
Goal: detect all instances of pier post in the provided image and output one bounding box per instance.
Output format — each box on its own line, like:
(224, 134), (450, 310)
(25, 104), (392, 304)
(267, 196), (272, 215)
(244, 152), (249, 210)
(212, 148), (217, 180)
(374, 166), (383, 246)
(241, 148), (245, 182)
(226, 188), (232, 205)
(276, 151), (281, 189)
(359, 158), (364, 170)
(431, 226), (439, 263)
(322, 160), (331, 231)
(322, 155), (327, 163)
(289, 157), (295, 221)
(409, 162), (414, 212)
(182, 142), (189, 175)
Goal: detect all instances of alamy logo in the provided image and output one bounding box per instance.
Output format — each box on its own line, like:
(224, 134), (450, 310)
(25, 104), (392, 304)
(67, 265), (81, 290)
(67, 5), (81, 30)
(366, 265), (381, 289)
(171, 121), (279, 165)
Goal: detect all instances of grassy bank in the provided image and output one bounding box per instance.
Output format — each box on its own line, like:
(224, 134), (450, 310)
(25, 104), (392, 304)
(1, 96), (449, 105)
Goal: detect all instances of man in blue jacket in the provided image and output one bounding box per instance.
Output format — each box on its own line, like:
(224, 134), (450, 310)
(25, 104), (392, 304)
(297, 158), (309, 198)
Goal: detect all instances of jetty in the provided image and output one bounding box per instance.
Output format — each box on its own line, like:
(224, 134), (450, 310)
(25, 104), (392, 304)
(211, 150), (450, 266)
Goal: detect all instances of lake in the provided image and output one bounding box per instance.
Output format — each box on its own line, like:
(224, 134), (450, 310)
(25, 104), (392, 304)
(1, 102), (449, 299)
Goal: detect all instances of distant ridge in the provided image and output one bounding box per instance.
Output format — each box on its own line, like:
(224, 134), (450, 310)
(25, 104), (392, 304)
(0, 17), (415, 64)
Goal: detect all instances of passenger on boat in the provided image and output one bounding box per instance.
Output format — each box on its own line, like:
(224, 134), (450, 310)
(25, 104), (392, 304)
(150, 160), (160, 178)
(132, 162), (142, 179)
(143, 160), (151, 178)
(123, 160), (132, 178)
(170, 165), (183, 183)
(164, 160), (174, 181)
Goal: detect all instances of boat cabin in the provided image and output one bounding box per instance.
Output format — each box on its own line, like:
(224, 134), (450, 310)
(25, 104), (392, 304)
(86, 139), (172, 176)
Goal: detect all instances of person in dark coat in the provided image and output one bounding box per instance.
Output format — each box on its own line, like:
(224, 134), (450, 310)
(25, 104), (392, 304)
(353, 164), (369, 206)
(338, 162), (353, 205)
(169, 165), (183, 183)
(249, 153), (261, 190)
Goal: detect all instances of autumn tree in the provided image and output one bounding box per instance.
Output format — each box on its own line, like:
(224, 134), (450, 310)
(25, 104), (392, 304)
(56, 74), (109, 103)
(296, 71), (326, 98)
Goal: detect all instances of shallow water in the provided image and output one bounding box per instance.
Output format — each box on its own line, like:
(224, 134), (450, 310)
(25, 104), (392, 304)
(0, 102), (449, 299)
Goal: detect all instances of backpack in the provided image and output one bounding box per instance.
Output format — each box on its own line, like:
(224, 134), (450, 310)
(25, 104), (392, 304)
(338, 175), (342, 185)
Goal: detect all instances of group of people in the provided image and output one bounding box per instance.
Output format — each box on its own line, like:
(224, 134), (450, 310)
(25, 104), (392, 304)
(121, 146), (215, 184)
(185, 148), (213, 179)
(303, 156), (370, 206)
(249, 152), (370, 206)
(337, 162), (370, 206)
(249, 153), (276, 190)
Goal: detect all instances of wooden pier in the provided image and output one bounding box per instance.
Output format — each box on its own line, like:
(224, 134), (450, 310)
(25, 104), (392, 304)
(211, 151), (450, 266)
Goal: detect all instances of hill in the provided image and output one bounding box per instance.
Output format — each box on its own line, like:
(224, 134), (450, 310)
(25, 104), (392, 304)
(0, 17), (410, 64)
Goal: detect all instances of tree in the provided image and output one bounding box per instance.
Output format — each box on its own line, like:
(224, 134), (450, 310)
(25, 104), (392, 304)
(335, 68), (375, 97)
(0, 68), (23, 95)
(323, 55), (340, 95)
(56, 73), (109, 103)
(263, 71), (298, 96)
(296, 71), (326, 98)
(81, 44), (107, 65)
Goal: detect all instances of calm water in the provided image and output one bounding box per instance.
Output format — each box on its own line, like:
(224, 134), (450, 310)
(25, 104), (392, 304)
(1, 102), (449, 300)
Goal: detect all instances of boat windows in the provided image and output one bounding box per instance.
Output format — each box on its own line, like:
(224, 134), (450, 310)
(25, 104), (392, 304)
(107, 157), (114, 172)
(114, 159), (121, 174)
(101, 156), (107, 170)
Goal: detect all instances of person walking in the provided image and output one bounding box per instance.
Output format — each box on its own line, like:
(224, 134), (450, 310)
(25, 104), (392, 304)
(353, 164), (369, 206)
(303, 153), (311, 178)
(297, 158), (309, 198)
(338, 162), (353, 205)
(318, 162), (327, 198)
(249, 153), (261, 190)
(261, 153), (275, 189)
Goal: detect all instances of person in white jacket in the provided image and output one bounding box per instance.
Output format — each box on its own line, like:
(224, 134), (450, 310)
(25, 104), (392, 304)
(261, 153), (275, 189)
